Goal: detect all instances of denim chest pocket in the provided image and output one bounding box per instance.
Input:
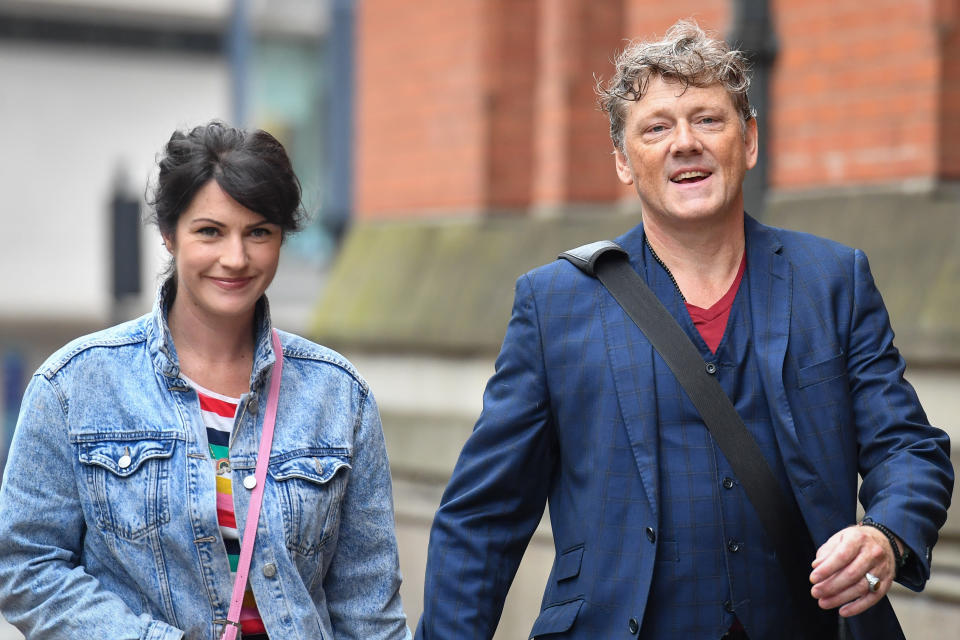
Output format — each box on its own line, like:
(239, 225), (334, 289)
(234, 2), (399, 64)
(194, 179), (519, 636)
(76, 435), (177, 540)
(269, 450), (351, 555)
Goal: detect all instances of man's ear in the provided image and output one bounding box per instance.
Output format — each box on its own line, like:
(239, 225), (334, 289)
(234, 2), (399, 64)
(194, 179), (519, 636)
(744, 117), (759, 171)
(614, 148), (635, 185)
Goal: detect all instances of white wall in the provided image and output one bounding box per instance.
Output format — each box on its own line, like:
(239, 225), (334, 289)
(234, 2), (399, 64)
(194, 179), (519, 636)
(0, 42), (229, 324)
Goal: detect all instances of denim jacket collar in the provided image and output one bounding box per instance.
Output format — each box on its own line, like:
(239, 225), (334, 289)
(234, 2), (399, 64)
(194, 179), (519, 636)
(146, 279), (277, 392)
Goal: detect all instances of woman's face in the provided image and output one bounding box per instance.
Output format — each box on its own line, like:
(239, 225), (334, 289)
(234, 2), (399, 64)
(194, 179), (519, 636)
(163, 180), (282, 324)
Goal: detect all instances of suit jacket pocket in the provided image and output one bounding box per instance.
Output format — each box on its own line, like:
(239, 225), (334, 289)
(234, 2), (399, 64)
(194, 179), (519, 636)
(555, 544), (584, 581)
(797, 352), (846, 388)
(530, 599), (584, 638)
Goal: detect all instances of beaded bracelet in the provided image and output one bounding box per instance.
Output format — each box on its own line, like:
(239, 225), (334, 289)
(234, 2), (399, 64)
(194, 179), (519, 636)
(861, 517), (908, 577)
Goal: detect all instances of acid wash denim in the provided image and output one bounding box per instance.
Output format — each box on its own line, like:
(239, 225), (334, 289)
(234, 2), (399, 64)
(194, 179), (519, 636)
(0, 287), (411, 640)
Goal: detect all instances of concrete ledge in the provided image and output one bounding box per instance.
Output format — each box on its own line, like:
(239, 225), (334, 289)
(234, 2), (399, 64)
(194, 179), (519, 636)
(309, 213), (642, 355)
(311, 191), (960, 363)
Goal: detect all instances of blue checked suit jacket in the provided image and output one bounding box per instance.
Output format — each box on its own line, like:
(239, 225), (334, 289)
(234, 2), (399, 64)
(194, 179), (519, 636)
(416, 216), (953, 639)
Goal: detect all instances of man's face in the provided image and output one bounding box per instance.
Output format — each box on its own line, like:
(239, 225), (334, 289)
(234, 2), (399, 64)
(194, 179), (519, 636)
(614, 76), (758, 227)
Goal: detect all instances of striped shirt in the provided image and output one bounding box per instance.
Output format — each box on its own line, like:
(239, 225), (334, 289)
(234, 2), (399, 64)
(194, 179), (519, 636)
(186, 378), (269, 640)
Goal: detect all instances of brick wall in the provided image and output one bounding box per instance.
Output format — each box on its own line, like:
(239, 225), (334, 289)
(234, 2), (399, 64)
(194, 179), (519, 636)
(355, 0), (626, 220)
(530, 0), (624, 207)
(624, 0), (729, 37)
(939, 0), (960, 178)
(355, 0), (489, 217)
(354, 0), (958, 220)
(769, 0), (942, 188)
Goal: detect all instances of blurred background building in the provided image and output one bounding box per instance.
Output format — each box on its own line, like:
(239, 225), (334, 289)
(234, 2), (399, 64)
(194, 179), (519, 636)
(1, 0), (958, 638)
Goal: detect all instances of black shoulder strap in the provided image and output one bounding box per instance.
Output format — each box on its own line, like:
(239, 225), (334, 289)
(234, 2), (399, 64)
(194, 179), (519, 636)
(559, 242), (838, 638)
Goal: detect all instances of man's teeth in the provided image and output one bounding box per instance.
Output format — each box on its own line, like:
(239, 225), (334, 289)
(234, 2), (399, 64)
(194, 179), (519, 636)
(672, 171), (709, 182)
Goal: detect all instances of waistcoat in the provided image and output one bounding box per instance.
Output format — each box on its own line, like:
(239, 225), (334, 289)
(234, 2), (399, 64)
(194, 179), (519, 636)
(641, 243), (803, 639)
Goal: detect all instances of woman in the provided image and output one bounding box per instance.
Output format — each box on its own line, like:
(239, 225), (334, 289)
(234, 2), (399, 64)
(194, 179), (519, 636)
(0, 122), (411, 640)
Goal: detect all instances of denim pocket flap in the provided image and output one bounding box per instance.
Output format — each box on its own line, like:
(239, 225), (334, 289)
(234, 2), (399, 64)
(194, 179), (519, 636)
(269, 452), (351, 485)
(78, 437), (175, 477)
(529, 599), (584, 637)
(556, 545), (584, 581)
(797, 352), (846, 388)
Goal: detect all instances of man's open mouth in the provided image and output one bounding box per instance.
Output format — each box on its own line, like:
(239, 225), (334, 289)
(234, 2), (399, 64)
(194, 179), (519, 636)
(671, 170), (711, 184)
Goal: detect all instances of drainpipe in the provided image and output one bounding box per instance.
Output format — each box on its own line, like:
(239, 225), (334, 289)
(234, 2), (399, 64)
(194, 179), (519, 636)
(228, 0), (252, 126)
(729, 0), (778, 218)
(322, 0), (355, 244)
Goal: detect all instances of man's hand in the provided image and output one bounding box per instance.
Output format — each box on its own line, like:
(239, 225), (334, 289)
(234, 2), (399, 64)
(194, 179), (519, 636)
(809, 524), (898, 617)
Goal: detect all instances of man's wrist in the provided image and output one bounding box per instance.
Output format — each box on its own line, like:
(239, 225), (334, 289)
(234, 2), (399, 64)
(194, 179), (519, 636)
(860, 517), (909, 577)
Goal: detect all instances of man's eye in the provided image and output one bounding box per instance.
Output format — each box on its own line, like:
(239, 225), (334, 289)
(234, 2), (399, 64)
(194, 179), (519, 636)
(649, 124), (667, 133)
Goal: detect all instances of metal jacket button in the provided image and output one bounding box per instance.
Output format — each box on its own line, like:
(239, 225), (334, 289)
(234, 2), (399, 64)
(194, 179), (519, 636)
(243, 475), (257, 490)
(118, 447), (132, 469)
(262, 562), (277, 578)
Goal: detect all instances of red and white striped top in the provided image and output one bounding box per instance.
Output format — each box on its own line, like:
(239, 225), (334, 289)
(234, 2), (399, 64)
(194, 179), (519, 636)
(186, 377), (268, 639)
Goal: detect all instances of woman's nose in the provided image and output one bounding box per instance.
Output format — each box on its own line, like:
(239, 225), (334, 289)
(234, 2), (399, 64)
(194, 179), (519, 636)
(219, 234), (248, 269)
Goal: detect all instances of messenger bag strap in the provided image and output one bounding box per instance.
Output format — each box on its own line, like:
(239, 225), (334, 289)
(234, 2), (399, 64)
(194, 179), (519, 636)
(560, 241), (837, 638)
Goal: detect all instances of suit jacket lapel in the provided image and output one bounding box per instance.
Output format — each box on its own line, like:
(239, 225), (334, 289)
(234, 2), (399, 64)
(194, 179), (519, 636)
(745, 216), (797, 447)
(745, 217), (845, 541)
(601, 224), (660, 520)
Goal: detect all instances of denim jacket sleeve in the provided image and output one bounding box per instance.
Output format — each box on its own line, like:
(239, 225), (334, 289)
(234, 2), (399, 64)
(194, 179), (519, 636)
(0, 374), (183, 640)
(322, 389), (411, 640)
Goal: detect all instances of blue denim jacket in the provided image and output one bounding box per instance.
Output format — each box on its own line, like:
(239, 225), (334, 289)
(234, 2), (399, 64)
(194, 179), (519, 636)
(0, 286), (411, 640)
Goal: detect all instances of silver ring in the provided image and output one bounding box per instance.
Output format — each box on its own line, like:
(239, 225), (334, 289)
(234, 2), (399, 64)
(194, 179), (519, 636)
(865, 572), (880, 593)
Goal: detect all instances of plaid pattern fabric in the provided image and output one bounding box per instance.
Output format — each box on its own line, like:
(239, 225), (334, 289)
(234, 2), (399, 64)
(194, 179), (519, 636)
(642, 244), (801, 639)
(416, 216), (953, 640)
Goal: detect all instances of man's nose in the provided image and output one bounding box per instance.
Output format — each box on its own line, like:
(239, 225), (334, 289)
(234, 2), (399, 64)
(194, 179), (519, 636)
(671, 121), (702, 154)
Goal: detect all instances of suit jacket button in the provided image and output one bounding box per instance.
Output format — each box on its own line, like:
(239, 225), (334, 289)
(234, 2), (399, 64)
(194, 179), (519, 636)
(628, 617), (639, 634)
(722, 477), (735, 490)
(645, 527), (656, 543)
(725, 600), (735, 613)
(705, 362), (718, 375)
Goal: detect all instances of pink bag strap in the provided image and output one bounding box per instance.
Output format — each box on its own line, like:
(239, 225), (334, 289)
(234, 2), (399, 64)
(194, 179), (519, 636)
(222, 329), (283, 640)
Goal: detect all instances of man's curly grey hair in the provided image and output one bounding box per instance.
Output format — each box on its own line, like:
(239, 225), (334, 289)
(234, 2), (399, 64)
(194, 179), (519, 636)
(598, 20), (756, 153)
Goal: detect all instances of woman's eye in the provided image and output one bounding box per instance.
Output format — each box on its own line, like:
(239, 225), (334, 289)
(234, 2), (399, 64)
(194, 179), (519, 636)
(197, 227), (219, 237)
(250, 227), (273, 238)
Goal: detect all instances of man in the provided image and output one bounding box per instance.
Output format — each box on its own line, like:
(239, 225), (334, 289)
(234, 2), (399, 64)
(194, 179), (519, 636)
(416, 20), (953, 639)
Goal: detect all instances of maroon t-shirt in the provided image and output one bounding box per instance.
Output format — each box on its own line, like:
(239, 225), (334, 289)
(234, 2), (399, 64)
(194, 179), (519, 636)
(684, 252), (747, 354)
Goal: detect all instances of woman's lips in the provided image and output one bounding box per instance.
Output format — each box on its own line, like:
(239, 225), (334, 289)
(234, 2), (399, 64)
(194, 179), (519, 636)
(209, 277), (254, 290)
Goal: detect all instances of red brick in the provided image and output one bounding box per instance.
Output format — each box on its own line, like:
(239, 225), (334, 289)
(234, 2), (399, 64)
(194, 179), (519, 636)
(355, 0), (956, 217)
